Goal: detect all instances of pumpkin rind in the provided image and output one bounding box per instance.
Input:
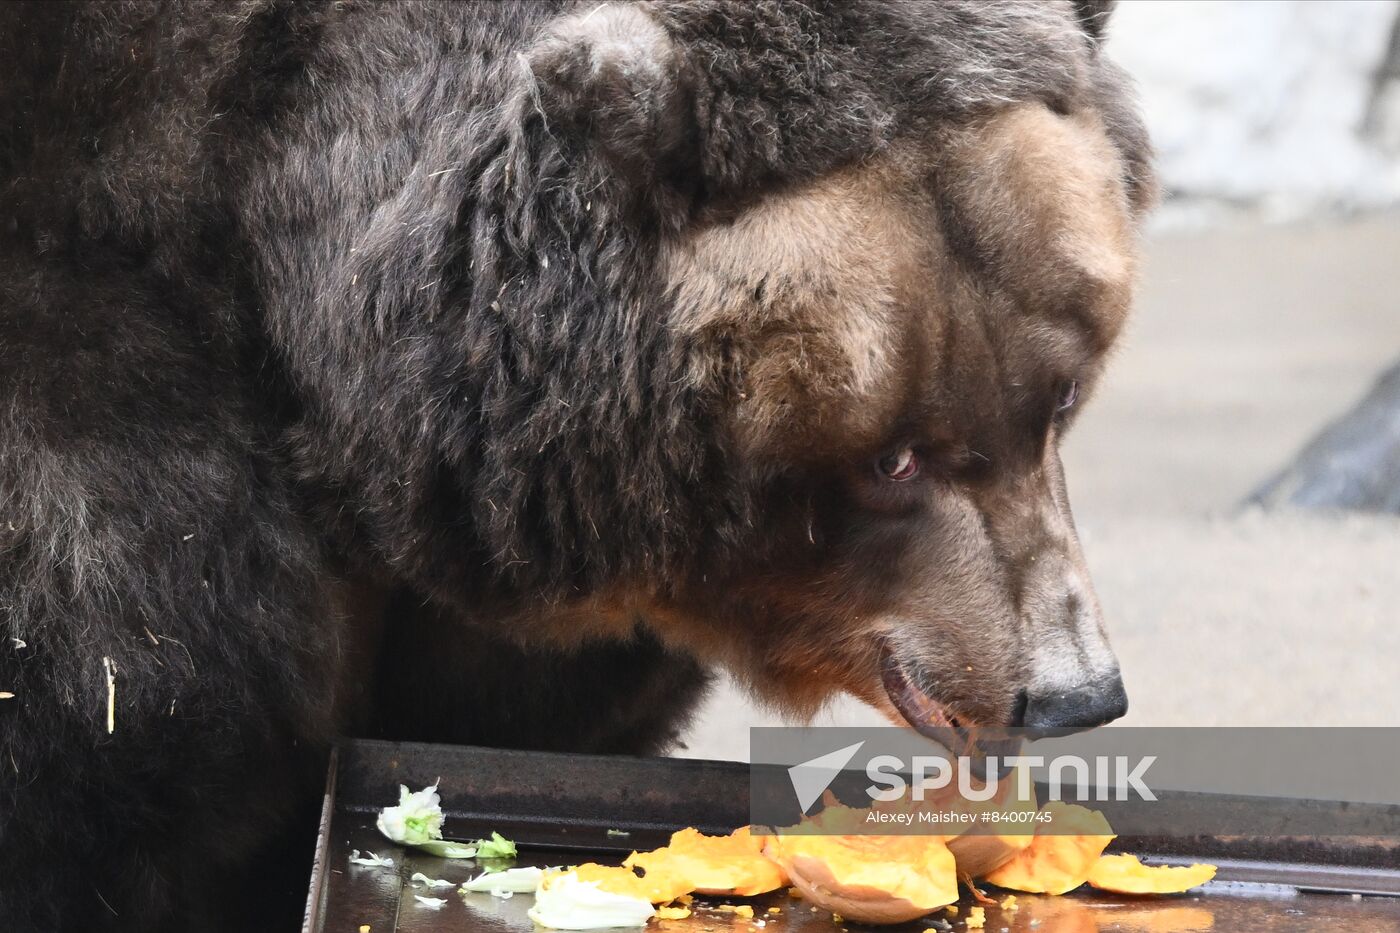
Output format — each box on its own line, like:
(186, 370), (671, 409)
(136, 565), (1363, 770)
(948, 832), (1034, 879)
(763, 834), (958, 924)
(943, 773), (1039, 878)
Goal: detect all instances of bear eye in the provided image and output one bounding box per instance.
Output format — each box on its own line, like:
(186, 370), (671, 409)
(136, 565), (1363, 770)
(1056, 380), (1080, 413)
(876, 447), (919, 482)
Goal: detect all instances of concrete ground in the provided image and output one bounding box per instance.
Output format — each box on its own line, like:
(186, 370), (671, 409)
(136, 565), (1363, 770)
(677, 214), (1400, 762)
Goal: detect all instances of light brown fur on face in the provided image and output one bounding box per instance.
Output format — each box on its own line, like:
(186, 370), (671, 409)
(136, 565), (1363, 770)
(665, 157), (930, 459)
(937, 104), (1138, 354)
(652, 102), (1145, 730)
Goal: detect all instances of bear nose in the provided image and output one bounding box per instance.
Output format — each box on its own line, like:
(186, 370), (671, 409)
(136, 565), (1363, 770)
(1021, 672), (1128, 734)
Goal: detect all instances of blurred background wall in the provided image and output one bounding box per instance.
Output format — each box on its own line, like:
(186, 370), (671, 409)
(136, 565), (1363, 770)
(1115, 0), (1400, 226)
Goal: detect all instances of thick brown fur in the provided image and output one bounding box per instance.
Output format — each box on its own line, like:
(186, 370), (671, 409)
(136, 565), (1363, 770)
(0, 2), (1151, 930)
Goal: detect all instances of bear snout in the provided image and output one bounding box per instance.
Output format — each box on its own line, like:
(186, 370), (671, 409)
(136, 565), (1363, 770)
(1019, 670), (1129, 733)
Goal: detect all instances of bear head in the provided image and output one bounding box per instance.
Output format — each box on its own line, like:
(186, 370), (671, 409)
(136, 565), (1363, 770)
(317, 0), (1155, 739)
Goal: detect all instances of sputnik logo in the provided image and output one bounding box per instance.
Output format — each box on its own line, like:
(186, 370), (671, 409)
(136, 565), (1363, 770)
(787, 741), (865, 814)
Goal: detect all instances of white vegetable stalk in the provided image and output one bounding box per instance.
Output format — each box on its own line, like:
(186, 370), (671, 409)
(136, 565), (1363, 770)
(527, 872), (654, 930)
(413, 839), (480, 859)
(461, 866), (545, 895)
(412, 872), (456, 889)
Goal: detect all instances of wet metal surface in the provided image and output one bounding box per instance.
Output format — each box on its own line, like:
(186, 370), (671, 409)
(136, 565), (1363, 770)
(307, 741), (1400, 933)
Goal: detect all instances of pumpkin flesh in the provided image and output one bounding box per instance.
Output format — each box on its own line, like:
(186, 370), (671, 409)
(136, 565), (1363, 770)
(940, 770), (1039, 878)
(982, 803), (1115, 895)
(763, 833), (958, 924)
(562, 862), (695, 904)
(1087, 854), (1216, 894)
(625, 826), (788, 897)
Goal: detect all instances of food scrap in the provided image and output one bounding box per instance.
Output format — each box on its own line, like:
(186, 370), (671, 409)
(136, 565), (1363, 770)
(377, 783), (445, 846)
(566, 863), (695, 905)
(461, 866), (546, 894)
(411, 872), (455, 889)
(528, 871), (655, 930)
(938, 772), (1038, 879)
(763, 833), (958, 924)
(374, 782), (516, 859)
(102, 656), (116, 734)
(627, 827), (786, 897)
(475, 830), (518, 859)
(356, 783), (1216, 930)
(960, 877), (995, 906)
(982, 803), (1115, 895)
(1086, 854), (1217, 894)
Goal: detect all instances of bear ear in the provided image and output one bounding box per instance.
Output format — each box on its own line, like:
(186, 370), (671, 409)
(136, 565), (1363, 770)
(522, 3), (696, 185)
(1071, 0), (1117, 44)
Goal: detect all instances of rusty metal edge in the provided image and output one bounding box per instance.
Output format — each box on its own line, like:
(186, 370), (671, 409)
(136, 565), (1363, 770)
(302, 745), (340, 933)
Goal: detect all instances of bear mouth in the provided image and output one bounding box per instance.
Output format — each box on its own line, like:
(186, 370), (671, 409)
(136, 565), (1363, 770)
(878, 641), (964, 736)
(878, 643), (1026, 767)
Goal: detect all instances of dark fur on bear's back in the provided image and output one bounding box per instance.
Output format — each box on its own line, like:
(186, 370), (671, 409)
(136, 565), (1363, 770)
(0, 2), (1143, 930)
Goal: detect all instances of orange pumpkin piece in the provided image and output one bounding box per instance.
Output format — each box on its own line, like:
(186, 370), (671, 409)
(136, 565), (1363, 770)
(982, 803), (1115, 895)
(1087, 854), (1216, 894)
(763, 833), (958, 925)
(859, 764), (1039, 880)
(952, 829), (1035, 881)
(803, 797), (877, 835)
(625, 826), (787, 897)
(941, 771), (1039, 879)
(562, 862), (695, 904)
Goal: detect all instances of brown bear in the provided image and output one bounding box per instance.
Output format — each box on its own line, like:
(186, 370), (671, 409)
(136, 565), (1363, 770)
(0, 1), (1153, 930)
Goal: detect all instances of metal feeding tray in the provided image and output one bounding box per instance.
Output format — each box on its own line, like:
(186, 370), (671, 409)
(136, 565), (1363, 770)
(304, 740), (1400, 933)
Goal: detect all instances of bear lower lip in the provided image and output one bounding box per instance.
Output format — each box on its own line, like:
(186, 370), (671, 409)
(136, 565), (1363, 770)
(878, 645), (1026, 767)
(878, 642), (960, 737)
